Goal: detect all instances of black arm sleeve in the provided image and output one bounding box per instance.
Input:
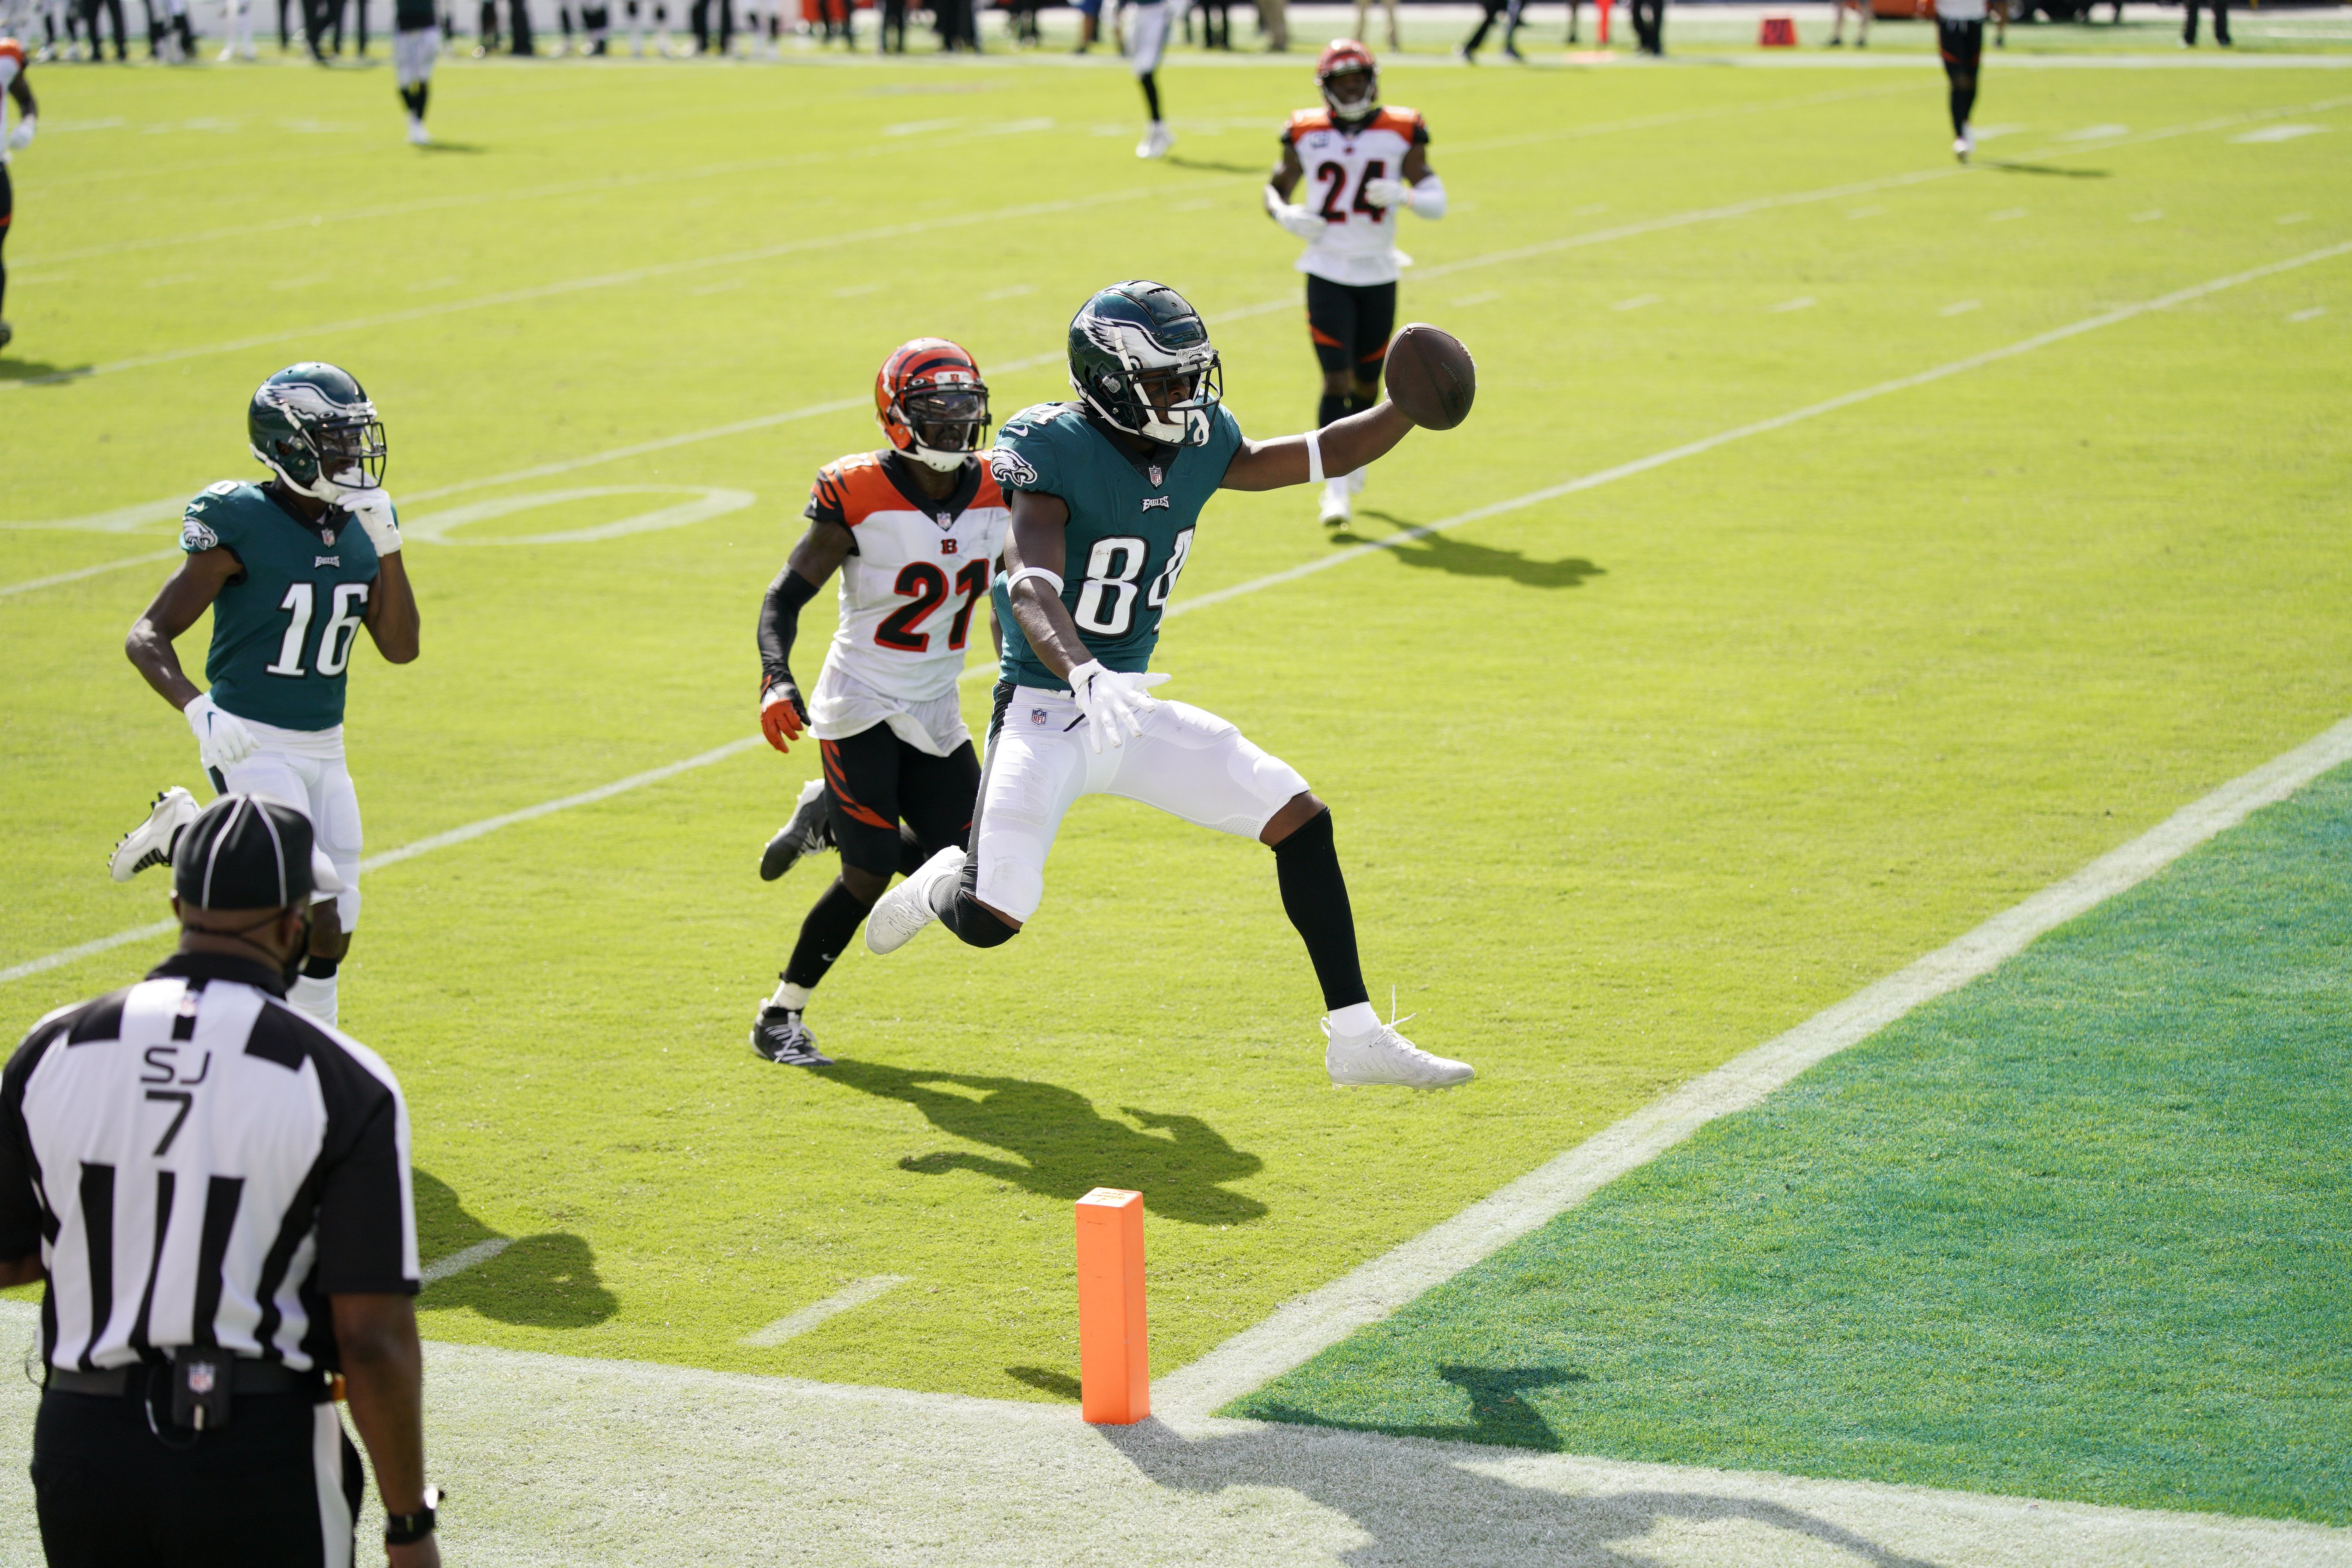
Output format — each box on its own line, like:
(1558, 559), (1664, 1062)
(757, 567), (822, 691)
(0, 1025), (62, 1263)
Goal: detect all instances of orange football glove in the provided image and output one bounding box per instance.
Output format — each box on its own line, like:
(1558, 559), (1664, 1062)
(760, 679), (808, 753)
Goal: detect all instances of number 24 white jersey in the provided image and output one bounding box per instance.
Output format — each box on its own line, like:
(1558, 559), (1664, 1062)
(1281, 105), (1432, 288)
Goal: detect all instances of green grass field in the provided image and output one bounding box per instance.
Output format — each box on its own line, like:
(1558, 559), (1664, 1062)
(2, 44), (2346, 1430)
(1236, 762), (2352, 1524)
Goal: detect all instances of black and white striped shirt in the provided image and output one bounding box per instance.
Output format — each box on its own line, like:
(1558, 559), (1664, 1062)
(0, 952), (419, 1376)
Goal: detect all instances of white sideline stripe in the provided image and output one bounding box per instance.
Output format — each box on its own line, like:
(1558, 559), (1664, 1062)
(11, 87), (2332, 410)
(0, 183), (1187, 394)
(1161, 237), (2352, 623)
(1153, 711), (2352, 1426)
(14, 83), (1906, 270)
(0, 737), (764, 988)
(421, 1236), (512, 1285)
(0, 550), (178, 599)
(5, 87), (2337, 597)
(739, 1276), (912, 1347)
(11, 239), (2345, 984)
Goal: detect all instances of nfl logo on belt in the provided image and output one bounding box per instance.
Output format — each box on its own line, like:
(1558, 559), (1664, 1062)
(188, 1363), (217, 1394)
(1031, 708), (1049, 727)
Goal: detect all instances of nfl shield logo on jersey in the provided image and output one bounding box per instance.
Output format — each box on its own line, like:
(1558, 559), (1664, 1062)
(1031, 708), (1049, 727)
(1147, 464), (1164, 487)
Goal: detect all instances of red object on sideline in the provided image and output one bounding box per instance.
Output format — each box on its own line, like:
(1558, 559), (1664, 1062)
(1760, 14), (1798, 44)
(1076, 1188), (1149, 1425)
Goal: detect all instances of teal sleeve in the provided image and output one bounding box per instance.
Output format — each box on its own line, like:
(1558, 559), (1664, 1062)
(1208, 405), (1245, 472)
(989, 406), (1066, 497)
(179, 485), (239, 555)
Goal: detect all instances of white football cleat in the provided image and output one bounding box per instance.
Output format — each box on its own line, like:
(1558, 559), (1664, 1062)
(1318, 479), (1351, 526)
(407, 116), (430, 145)
(865, 845), (964, 955)
(1324, 1010), (1475, 1090)
(1954, 124), (1973, 162)
(1136, 120), (1173, 159)
(110, 786), (199, 883)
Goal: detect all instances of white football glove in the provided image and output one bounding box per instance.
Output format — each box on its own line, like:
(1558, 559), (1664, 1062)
(338, 487), (401, 555)
(6, 116), (33, 154)
(1067, 660), (1170, 755)
(184, 693), (258, 771)
(1361, 176), (1409, 209)
(1264, 184), (1325, 242)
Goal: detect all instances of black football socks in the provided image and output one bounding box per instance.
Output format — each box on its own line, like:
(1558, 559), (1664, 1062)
(1272, 808), (1370, 1011)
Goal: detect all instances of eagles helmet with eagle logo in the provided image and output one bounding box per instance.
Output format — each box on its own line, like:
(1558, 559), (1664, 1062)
(247, 362), (387, 502)
(1066, 280), (1223, 448)
(1316, 38), (1380, 123)
(875, 338), (992, 473)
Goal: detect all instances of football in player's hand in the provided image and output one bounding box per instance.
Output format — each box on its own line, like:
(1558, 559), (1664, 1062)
(1383, 324), (1477, 431)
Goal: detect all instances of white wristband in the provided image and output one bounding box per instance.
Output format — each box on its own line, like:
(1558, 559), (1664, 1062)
(1305, 430), (1325, 487)
(1007, 566), (1064, 596)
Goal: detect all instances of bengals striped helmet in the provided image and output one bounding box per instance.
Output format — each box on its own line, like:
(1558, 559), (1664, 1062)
(875, 338), (991, 474)
(1316, 39), (1379, 122)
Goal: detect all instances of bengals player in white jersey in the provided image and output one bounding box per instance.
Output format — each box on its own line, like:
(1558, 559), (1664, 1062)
(748, 339), (1011, 1066)
(1264, 40), (1444, 529)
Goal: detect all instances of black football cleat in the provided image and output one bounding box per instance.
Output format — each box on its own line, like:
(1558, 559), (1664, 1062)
(750, 1006), (833, 1066)
(760, 777), (836, 882)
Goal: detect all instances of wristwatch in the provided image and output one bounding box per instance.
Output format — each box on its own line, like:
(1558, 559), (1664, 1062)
(384, 1484), (441, 1546)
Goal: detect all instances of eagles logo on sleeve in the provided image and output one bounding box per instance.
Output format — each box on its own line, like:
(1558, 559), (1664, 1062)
(180, 505), (221, 554)
(990, 449), (1042, 490)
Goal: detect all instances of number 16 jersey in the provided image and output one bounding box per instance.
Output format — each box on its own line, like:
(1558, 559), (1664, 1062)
(1283, 105), (1432, 288)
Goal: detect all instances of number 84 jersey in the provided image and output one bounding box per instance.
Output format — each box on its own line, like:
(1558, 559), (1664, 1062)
(1283, 105), (1431, 288)
(806, 450), (1011, 749)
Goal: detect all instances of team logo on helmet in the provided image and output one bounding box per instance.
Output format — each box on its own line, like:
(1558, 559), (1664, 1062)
(1316, 39), (1379, 122)
(876, 338), (991, 475)
(247, 362), (387, 503)
(1065, 281), (1224, 449)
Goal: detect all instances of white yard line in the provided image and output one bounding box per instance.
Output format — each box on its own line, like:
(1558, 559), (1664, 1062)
(0, 550), (178, 599)
(0, 738), (764, 988)
(1155, 714), (2352, 1424)
(739, 1276), (912, 1347)
(420, 1236), (513, 1285)
(6, 89), (2338, 596)
(9, 239), (2346, 987)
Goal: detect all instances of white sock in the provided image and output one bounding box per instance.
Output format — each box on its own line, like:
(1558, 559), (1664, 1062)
(768, 980), (813, 1013)
(289, 973), (338, 1029)
(1328, 1001), (1379, 1036)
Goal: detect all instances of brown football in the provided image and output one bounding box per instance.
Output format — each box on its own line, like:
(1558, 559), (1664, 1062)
(1383, 324), (1477, 431)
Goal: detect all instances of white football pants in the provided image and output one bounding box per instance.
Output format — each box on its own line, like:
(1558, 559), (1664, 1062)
(970, 684), (1310, 923)
(213, 720), (364, 932)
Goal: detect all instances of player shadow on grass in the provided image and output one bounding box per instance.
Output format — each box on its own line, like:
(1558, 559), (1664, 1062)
(412, 1167), (620, 1329)
(820, 1060), (1269, 1227)
(1101, 1410), (1944, 1568)
(1164, 155), (1269, 175)
(0, 360), (94, 385)
(1980, 160), (2110, 178)
(1342, 510), (1606, 591)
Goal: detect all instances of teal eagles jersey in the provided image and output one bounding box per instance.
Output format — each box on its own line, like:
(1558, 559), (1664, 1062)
(179, 481), (383, 732)
(986, 400), (1244, 691)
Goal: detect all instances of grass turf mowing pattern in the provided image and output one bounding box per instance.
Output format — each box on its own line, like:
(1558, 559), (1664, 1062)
(2, 60), (2348, 1402)
(1234, 765), (2352, 1525)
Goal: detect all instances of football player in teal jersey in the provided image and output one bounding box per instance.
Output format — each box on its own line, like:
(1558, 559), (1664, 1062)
(111, 363), (421, 1031)
(866, 280), (1473, 1089)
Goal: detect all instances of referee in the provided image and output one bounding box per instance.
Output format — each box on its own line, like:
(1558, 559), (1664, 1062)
(0, 795), (441, 1568)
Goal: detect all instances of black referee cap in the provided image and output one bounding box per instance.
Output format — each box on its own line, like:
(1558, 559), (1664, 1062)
(173, 795), (346, 911)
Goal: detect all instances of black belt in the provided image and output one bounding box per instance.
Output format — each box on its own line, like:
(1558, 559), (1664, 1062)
(47, 1361), (320, 1398)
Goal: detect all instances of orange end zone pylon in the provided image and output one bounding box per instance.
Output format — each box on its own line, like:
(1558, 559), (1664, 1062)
(1075, 1187), (1148, 1425)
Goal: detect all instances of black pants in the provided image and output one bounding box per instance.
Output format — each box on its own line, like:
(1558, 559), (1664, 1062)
(1305, 274), (1397, 383)
(0, 164), (12, 321)
(819, 726), (980, 878)
(82, 0), (129, 55)
(2182, 0), (2227, 42)
(1938, 18), (1982, 134)
(878, 0), (903, 47)
(690, 0), (730, 50)
(1461, 0), (1518, 53)
(33, 1389), (362, 1568)
(1629, 0), (1663, 51)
